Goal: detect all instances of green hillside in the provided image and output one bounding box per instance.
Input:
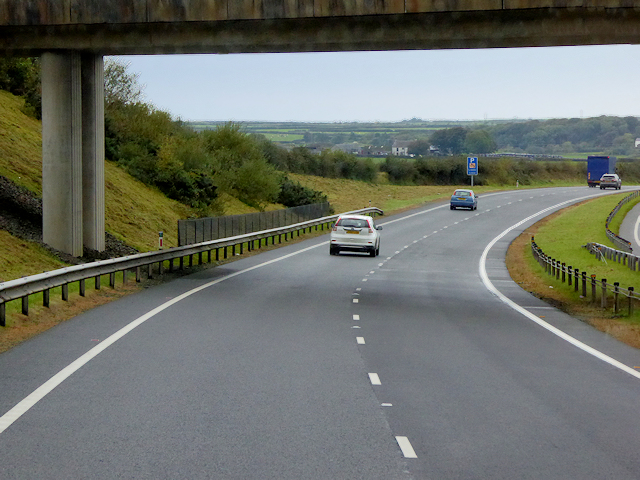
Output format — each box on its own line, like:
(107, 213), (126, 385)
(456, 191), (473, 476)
(0, 90), (205, 279)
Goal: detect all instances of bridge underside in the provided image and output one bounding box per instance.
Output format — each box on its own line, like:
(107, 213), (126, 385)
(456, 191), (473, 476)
(3, 9), (640, 55)
(2, 5), (640, 255)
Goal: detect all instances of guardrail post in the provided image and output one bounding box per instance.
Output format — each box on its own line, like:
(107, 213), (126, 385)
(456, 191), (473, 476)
(239, 243), (243, 254)
(591, 275), (597, 303)
(568, 266), (572, 286)
(556, 261), (560, 280)
(614, 282), (620, 314)
(62, 284), (68, 301)
(560, 263), (565, 282)
(551, 259), (555, 277)
(581, 272), (587, 297)
(207, 250), (212, 263)
(79, 278), (85, 296)
(189, 254), (193, 267)
(43, 289), (50, 307)
(122, 270), (127, 284)
(147, 263), (153, 279)
(224, 246), (228, 259)
(574, 269), (579, 292)
(169, 258), (174, 272)
(215, 248), (219, 261)
(629, 287), (635, 315)
(198, 252), (203, 264)
(22, 295), (28, 315)
(136, 267), (141, 282)
(232, 245), (236, 257)
(0, 302), (4, 327)
(95, 275), (101, 289)
(159, 261), (164, 275)
(109, 272), (116, 287)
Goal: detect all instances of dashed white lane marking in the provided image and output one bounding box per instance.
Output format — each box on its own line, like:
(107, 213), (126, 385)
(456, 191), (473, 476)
(480, 193), (640, 382)
(396, 436), (418, 458)
(356, 288), (361, 292)
(362, 278), (368, 282)
(378, 263), (384, 266)
(353, 314), (360, 320)
(369, 373), (381, 385)
(357, 337), (365, 344)
(369, 271), (375, 274)
(381, 403), (393, 407)
(353, 299), (359, 304)
(352, 326), (361, 329)
(395, 251), (400, 254)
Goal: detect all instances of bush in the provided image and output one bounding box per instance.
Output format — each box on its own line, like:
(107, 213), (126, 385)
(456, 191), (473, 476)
(277, 177), (328, 207)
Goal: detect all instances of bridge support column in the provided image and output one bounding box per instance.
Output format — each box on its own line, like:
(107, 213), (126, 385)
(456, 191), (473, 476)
(41, 51), (105, 256)
(81, 54), (105, 252)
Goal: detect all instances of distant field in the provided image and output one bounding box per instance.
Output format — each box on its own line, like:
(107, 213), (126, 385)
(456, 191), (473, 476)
(261, 133), (304, 142)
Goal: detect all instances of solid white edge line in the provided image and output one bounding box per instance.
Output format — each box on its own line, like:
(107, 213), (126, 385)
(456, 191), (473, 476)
(356, 337), (365, 344)
(0, 241), (328, 436)
(634, 214), (640, 248)
(396, 436), (418, 458)
(479, 193), (640, 381)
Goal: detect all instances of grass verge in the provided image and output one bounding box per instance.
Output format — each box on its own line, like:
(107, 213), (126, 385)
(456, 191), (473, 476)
(507, 192), (640, 349)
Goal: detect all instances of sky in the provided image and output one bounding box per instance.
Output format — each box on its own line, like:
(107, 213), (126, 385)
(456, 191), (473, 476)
(119, 44), (640, 123)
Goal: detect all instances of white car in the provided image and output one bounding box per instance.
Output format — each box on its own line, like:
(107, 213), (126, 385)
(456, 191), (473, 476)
(600, 174), (621, 190)
(330, 214), (382, 257)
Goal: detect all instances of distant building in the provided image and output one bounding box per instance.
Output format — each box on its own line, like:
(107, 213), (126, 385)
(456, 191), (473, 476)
(360, 145), (389, 156)
(392, 140), (412, 156)
(333, 142), (361, 154)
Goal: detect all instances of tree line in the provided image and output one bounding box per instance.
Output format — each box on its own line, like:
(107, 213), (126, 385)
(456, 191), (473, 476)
(2, 56), (640, 206)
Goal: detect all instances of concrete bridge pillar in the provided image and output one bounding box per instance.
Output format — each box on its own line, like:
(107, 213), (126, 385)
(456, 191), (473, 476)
(81, 54), (105, 252)
(41, 51), (105, 256)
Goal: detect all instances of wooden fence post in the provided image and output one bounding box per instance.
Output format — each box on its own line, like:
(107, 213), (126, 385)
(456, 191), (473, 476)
(601, 279), (607, 308)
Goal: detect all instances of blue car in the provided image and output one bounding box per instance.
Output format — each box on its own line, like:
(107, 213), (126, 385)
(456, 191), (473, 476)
(450, 189), (477, 210)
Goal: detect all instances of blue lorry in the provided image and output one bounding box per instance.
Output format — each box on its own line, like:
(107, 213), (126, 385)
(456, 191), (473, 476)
(587, 156), (617, 187)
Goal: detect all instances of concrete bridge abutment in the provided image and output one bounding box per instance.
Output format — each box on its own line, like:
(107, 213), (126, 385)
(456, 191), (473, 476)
(41, 51), (105, 257)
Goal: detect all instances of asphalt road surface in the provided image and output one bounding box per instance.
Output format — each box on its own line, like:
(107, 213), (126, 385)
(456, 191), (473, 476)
(2, 186), (640, 479)
(619, 199), (640, 252)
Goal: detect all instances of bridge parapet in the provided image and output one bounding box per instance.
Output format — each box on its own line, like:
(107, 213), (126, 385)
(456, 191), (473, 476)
(3, 0), (640, 27)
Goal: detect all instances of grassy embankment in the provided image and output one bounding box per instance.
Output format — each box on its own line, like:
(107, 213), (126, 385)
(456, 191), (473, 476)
(507, 191), (640, 348)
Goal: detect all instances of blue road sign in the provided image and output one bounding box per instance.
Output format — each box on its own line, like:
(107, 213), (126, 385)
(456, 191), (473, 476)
(467, 157), (478, 176)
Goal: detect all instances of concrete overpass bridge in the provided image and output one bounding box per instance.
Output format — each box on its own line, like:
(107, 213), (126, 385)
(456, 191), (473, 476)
(2, 0), (640, 256)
